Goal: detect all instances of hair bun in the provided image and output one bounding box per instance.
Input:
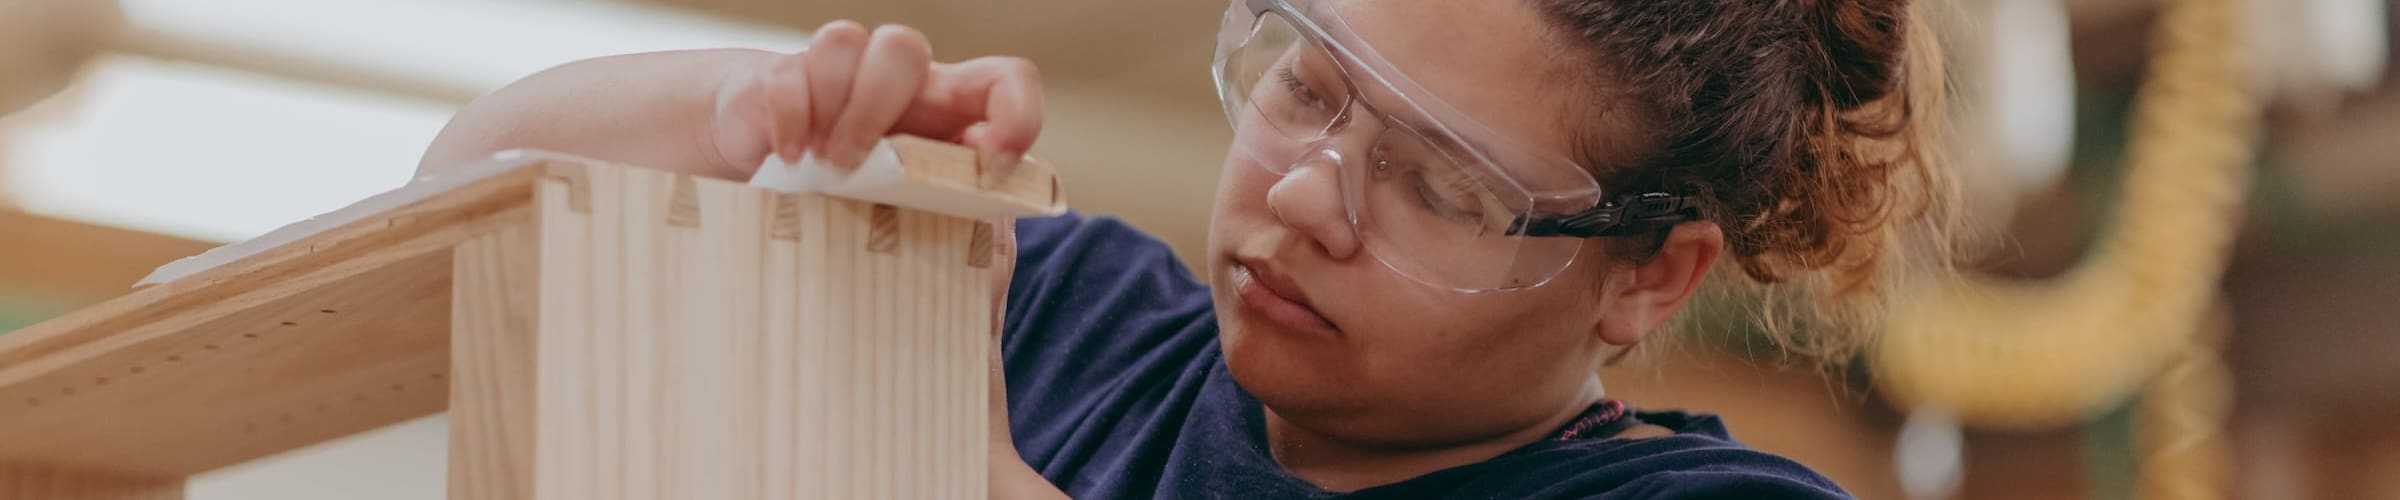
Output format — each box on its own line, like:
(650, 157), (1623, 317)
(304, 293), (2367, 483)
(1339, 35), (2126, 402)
(1813, 0), (1911, 108)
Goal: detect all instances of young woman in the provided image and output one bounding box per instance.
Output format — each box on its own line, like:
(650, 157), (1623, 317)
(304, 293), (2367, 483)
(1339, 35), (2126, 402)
(418, 0), (1948, 497)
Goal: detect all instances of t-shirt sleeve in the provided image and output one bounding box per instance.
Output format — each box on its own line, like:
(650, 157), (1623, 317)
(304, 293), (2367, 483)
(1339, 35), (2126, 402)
(1000, 212), (1217, 468)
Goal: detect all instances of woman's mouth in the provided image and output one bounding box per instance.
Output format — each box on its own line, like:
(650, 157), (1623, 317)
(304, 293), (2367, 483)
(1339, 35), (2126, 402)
(1231, 259), (1336, 333)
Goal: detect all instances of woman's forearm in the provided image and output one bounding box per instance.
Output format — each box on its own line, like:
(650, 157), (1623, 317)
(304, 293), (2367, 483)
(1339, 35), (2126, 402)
(415, 48), (775, 180)
(993, 447), (1071, 500)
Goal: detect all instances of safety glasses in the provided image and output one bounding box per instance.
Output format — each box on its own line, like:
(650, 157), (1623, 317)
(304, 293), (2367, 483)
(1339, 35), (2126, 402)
(1211, 0), (1697, 292)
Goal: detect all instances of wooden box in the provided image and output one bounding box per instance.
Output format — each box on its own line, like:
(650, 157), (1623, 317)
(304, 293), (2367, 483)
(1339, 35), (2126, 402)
(0, 137), (1062, 499)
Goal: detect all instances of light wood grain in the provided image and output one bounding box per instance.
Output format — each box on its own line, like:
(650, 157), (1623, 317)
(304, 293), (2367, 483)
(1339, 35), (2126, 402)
(2, 137), (1037, 496)
(448, 162), (993, 499)
(0, 164), (542, 477)
(0, 463), (183, 500)
(449, 222), (539, 500)
(886, 134), (1066, 212)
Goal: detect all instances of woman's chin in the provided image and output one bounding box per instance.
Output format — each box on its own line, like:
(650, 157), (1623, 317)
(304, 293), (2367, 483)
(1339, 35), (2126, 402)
(1219, 315), (1369, 414)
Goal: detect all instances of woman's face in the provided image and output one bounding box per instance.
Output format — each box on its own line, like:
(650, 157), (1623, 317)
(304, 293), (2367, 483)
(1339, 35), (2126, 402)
(1206, 0), (1648, 446)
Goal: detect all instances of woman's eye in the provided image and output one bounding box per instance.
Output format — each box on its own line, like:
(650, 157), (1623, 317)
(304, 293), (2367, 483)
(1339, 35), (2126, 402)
(1278, 66), (1337, 112)
(1403, 163), (1491, 224)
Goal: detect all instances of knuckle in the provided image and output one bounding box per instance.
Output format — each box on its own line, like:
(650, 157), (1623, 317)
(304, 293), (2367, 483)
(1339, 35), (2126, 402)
(815, 20), (869, 45)
(871, 24), (932, 56)
(825, 19), (866, 33)
(768, 53), (809, 79)
(991, 56), (1040, 79)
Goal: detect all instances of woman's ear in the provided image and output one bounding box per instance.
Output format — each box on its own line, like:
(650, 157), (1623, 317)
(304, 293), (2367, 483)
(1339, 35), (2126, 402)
(1596, 223), (1723, 345)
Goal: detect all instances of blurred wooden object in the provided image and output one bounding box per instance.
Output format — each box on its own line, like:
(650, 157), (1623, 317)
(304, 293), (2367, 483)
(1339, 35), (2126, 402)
(0, 138), (1056, 498)
(0, 463), (180, 500)
(0, 0), (119, 116)
(0, 209), (222, 311)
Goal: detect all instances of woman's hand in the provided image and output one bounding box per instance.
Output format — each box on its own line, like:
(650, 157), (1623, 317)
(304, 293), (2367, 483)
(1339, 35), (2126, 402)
(419, 21), (1060, 497)
(709, 20), (1044, 184)
(722, 21), (1060, 499)
(419, 21), (1040, 184)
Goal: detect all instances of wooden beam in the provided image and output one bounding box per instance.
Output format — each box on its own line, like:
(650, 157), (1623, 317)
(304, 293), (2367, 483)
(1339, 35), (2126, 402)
(0, 163), (542, 477)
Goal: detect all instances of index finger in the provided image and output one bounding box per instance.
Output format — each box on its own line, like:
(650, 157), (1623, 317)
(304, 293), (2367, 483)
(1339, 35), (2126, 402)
(906, 57), (1044, 182)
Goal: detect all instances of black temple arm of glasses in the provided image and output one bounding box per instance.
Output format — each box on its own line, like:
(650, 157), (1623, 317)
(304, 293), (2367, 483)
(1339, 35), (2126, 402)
(1507, 192), (1699, 238)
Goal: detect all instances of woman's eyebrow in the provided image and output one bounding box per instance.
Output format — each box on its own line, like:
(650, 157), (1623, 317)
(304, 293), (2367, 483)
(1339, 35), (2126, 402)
(1323, 51), (1550, 179)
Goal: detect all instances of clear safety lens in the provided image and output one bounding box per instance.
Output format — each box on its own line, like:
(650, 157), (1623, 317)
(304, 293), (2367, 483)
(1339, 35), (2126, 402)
(1217, 6), (1590, 291)
(1223, 13), (1348, 173)
(1358, 127), (1583, 290)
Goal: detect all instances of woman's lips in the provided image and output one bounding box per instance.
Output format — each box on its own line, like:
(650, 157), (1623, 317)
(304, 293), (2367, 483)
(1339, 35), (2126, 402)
(1231, 258), (1336, 332)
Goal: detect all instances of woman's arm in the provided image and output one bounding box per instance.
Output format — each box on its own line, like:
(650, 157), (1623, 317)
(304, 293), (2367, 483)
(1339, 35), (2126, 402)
(993, 445), (1072, 500)
(416, 48), (772, 180)
(415, 21), (1042, 185)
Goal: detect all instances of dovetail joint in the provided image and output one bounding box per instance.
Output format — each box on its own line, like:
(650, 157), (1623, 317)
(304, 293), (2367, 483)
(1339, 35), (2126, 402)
(667, 175), (702, 227)
(770, 194), (805, 241)
(867, 204), (900, 254)
(967, 221), (995, 268)
(543, 169), (594, 214)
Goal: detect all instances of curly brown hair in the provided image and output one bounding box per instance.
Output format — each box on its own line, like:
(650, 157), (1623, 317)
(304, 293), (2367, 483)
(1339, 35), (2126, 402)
(1533, 0), (1957, 361)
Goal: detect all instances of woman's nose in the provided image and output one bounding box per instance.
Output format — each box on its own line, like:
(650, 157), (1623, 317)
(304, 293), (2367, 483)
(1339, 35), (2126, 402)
(1265, 151), (1361, 260)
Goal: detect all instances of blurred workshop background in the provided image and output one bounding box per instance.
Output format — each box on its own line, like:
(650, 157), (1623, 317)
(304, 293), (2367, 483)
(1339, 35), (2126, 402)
(1, 0), (2394, 499)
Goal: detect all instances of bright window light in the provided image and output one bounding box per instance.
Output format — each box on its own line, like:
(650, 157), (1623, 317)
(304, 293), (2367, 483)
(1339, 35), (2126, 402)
(8, 0), (812, 243)
(0, 3), (813, 498)
(118, 0), (811, 100)
(6, 56), (458, 242)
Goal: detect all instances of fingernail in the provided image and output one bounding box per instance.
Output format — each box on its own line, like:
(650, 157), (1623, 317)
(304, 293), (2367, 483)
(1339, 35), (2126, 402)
(980, 151), (1020, 189)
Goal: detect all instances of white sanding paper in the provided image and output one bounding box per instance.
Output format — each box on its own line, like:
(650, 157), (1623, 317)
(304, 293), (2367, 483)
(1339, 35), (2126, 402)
(747, 139), (1064, 220)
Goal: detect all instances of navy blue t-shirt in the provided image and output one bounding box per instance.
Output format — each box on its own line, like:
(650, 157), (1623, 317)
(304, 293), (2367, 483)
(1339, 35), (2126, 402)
(1002, 213), (1851, 499)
